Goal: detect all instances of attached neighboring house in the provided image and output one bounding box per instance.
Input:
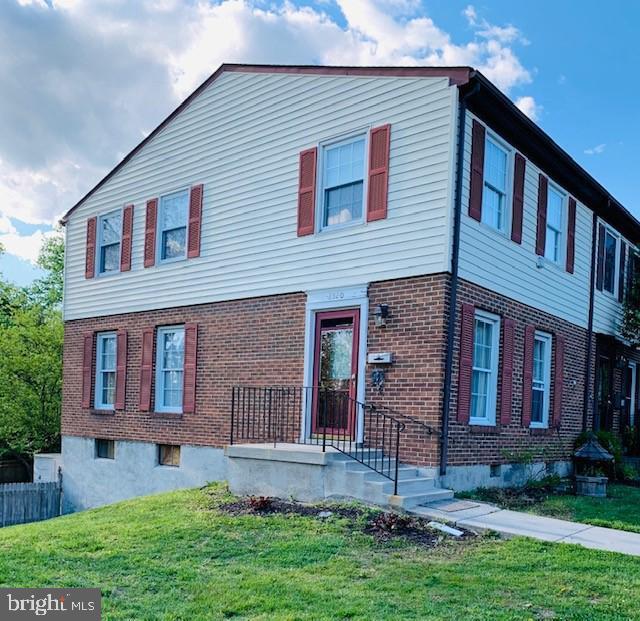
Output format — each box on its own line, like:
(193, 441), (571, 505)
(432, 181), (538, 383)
(59, 64), (640, 512)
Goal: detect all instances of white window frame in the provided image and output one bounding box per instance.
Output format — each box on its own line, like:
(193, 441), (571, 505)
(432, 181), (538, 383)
(544, 183), (565, 265)
(469, 309), (501, 426)
(530, 331), (552, 429)
(157, 188), (190, 264)
(154, 325), (185, 414)
(481, 133), (512, 235)
(602, 227), (620, 297)
(317, 131), (368, 233)
(94, 332), (117, 410)
(97, 209), (122, 276)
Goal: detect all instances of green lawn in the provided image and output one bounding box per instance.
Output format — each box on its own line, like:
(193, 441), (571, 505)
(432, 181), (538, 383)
(465, 484), (640, 534)
(1, 485), (640, 620)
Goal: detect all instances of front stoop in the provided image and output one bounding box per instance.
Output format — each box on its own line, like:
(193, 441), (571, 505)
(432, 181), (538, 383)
(225, 443), (454, 509)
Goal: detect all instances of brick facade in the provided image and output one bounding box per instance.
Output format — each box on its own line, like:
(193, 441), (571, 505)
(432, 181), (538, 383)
(62, 293), (307, 447)
(63, 274), (593, 470)
(447, 278), (588, 467)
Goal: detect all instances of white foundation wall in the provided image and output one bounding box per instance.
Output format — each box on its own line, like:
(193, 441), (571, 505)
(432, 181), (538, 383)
(61, 436), (227, 512)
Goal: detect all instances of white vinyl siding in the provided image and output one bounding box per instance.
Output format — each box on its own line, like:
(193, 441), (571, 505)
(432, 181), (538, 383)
(545, 185), (564, 264)
(63, 72), (458, 320)
(320, 134), (366, 229)
(154, 326), (185, 414)
(459, 112), (593, 329)
(95, 332), (116, 410)
(531, 331), (552, 428)
(481, 136), (509, 233)
(97, 211), (121, 275)
(470, 310), (500, 426)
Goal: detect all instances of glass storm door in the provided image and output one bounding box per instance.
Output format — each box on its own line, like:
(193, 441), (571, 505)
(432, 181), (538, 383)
(311, 309), (360, 436)
(626, 362), (637, 427)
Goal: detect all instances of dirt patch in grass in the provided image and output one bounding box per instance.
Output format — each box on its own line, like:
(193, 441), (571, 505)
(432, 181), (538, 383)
(218, 494), (476, 548)
(462, 478), (572, 511)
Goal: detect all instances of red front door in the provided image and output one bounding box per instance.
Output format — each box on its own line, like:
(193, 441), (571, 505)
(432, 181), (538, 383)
(311, 309), (360, 437)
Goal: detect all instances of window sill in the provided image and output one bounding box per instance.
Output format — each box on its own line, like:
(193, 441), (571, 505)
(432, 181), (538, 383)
(90, 408), (116, 417)
(469, 424), (498, 434)
(152, 411), (183, 420)
(529, 427), (554, 436)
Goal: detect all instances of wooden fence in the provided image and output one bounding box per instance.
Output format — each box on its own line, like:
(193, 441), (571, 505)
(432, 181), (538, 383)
(0, 481), (61, 527)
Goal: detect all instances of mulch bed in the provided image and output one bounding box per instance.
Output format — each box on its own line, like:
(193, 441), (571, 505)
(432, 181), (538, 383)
(218, 495), (476, 548)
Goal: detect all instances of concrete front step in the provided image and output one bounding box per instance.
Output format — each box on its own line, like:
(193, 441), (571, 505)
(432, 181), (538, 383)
(366, 476), (437, 496)
(386, 488), (455, 510)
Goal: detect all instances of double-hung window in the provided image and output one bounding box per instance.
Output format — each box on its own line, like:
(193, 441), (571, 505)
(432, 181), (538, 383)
(155, 326), (185, 413)
(603, 228), (618, 295)
(158, 189), (189, 262)
(321, 135), (365, 228)
(545, 185), (564, 263)
(531, 331), (552, 428)
(470, 310), (500, 425)
(98, 210), (121, 274)
(95, 332), (117, 410)
(482, 136), (509, 232)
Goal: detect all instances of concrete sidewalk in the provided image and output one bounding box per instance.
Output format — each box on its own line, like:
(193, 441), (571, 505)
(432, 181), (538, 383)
(410, 499), (640, 556)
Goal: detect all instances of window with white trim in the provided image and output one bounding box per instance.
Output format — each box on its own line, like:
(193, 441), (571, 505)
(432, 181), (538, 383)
(470, 310), (500, 425)
(95, 332), (117, 410)
(531, 331), (552, 428)
(98, 210), (121, 274)
(603, 228), (618, 295)
(321, 135), (365, 228)
(158, 189), (189, 262)
(155, 326), (185, 413)
(482, 136), (509, 232)
(545, 185), (564, 263)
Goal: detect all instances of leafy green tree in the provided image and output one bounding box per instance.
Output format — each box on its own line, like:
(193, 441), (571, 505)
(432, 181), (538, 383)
(29, 231), (64, 308)
(622, 258), (640, 345)
(0, 233), (64, 475)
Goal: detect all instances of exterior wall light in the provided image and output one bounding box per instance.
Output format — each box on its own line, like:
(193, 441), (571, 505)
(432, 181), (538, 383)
(374, 304), (389, 328)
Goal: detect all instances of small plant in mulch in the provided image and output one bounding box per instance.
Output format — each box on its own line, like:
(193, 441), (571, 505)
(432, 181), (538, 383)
(247, 496), (273, 512)
(364, 511), (474, 546)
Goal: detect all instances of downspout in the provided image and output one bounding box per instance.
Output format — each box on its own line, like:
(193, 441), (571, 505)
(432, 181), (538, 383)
(583, 209), (599, 431)
(439, 83), (478, 476)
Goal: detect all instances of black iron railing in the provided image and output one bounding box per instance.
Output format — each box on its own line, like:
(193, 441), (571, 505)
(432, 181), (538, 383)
(230, 386), (432, 495)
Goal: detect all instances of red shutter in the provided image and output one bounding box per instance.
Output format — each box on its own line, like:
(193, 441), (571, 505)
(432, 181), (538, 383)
(566, 197), (576, 274)
(187, 184), (203, 259)
(81, 332), (94, 408)
(144, 199), (158, 268)
(500, 318), (515, 425)
(596, 223), (605, 291)
(120, 204), (134, 272)
(367, 124), (391, 222)
(618, 241), (627, 302)
(182, 323), (198, 414)
(552, 335), (565, 429)
(535, 175), (548, 256)
(297, 148), (317, 236)
(139, 328), (154, 411)
(522, 324), (535, 427)
(469, 120), (485, 222)
(115, 329), (128, 410)
(85, 217), (97, 279)
(511, 154), (525, 244)
(457, 303), (475, 424)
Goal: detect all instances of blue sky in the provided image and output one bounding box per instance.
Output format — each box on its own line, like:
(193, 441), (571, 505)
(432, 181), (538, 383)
(1, 0), (637, 286)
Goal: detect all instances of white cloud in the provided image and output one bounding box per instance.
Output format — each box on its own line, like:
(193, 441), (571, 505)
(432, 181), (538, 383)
(515, 95), (542, 122)
(0, 0), (536, 270)
(0, 229), (55, 264)
(585, 143), (606, 155)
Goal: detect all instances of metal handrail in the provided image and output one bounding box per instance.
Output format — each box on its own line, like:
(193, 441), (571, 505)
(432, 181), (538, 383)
(230, 385), (429, 495)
